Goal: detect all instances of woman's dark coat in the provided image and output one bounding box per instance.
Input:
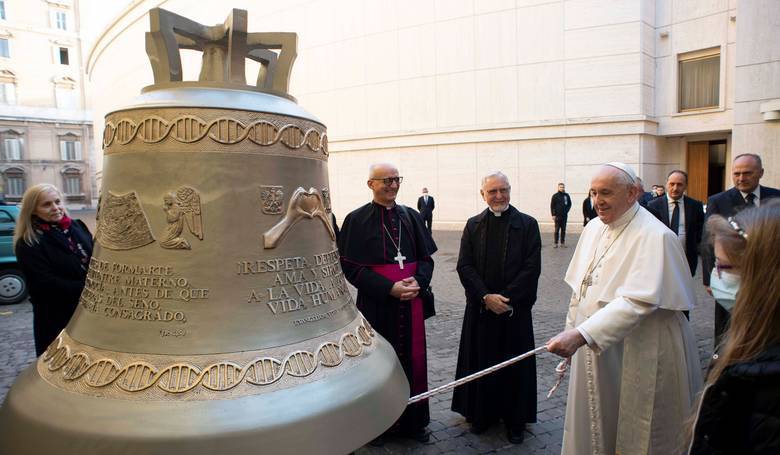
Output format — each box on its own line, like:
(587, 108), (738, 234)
(690, 344), (780, 454)
(451, 205), (541, 428)
(15, 219), (92, 355)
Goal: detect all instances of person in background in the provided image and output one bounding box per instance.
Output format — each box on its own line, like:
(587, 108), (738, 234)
(648, 170), (704, 277)
(582, 190), (598, 226)
(636, 176), (654, 207)
(688, 201), (780, 453)
(417, 187), (435, 233)
(14, 184), (93, 356)
(654, 185), (665, 198)
(550, 183), (572, 248)
(702, 153), (780, 346)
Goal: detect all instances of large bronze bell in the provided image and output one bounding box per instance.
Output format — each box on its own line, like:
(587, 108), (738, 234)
(0, 8), (409, 454)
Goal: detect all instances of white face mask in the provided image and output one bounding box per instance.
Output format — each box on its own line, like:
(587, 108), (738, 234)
(710, 269), (741, 311)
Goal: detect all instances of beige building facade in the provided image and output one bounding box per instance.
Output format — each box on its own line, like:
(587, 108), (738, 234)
(0, 0), (94, 207)
(85, 0), (778, 228)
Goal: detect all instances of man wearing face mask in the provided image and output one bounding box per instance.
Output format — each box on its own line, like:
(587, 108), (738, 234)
(702, 153), (780, 345)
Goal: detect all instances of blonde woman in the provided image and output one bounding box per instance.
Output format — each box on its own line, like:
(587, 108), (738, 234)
(689, 200), (780, 453)
(14, 184), (92, 356)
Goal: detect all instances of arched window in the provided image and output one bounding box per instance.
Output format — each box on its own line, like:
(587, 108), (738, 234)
(2, 166), (25, 200)
(62, 167), (82, 196)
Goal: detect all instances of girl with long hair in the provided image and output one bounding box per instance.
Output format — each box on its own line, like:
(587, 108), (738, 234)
(688, 200), (780, 453)
(14, 184), (93, 356)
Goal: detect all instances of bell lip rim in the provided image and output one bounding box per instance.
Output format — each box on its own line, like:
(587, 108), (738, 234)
(105, 86), (324, 127)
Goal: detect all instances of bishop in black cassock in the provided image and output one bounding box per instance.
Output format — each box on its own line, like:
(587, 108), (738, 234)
(338, 163), (437, 443)
(452, 172), (541, 444)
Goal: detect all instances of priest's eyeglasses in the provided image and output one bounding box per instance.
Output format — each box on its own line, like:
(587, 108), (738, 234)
(371, 176), (403, 185)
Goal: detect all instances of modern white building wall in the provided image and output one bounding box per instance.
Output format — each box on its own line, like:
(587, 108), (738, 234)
(85, 0), (775, 228)
(732, 0), (780, 186)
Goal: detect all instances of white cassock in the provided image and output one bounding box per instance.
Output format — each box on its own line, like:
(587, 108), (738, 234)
(561, 203), (703, 455)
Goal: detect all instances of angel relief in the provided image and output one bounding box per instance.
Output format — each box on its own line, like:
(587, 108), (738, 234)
(160, 186), (203, 250)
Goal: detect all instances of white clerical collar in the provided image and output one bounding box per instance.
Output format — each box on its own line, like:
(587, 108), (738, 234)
(666, 194), (683, 206)
(739, 187), (760, 202)
(607, 202), (639, 230)
(489, 206), (508, 217)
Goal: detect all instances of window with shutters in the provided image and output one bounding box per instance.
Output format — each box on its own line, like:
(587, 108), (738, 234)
(63, 169), (81, 195)
(3, 168), (24, 198)
(54, 76), (78, 109)
(59, 138), (81, 160)
(0, 1), (6, 21)
(55, 11), (67, 30)
(2, 137), (21, 160)
(0, 38), (8, 58)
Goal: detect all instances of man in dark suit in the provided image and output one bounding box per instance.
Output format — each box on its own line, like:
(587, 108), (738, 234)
(582, 190), (598, 226)
(550, 183), (572, 248)
(417, 187), (435, 233)
(703, 153), (780, 343)
(648, 170), (704, 277)
(636, 176), (654, 207)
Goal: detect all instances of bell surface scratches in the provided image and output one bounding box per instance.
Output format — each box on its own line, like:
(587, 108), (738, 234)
(0, 8), (409, 455)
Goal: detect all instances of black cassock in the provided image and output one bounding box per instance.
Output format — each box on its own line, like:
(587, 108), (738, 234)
(452, 205), (540, 430)
(338, 202), (437, 432)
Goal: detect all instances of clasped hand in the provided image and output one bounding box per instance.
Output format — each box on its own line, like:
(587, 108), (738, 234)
(484, 293), (512, 315)
(390, 277), (420, 301)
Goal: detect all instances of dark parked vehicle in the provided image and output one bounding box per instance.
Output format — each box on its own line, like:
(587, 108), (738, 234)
(0, 204), (28, 304)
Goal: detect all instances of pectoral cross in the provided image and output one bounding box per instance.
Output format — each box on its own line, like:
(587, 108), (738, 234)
(579, 273), (593, 300)
(394, 250), (407, 269)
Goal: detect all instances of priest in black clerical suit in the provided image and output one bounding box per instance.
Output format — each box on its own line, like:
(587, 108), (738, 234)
(338, 163), (437, 444)
(452, 171), (541, 445)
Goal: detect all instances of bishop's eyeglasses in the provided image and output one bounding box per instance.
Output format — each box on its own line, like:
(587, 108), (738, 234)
(370, 176), (403, 185)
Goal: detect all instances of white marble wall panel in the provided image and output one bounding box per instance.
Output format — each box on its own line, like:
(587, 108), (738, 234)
(656, 0), (672, 27)
(735, 61), (780, 103)
(333, 39), (366, 89)
(363, 0), (398, 34)
(566, 85), (643, 118)
(399, 77), (438, 131)
(516, 2), (564, 64)
(565, 22), (641, 59)
(565, 54), (642, 89)
(673, 0), (728, 23)
(517, 62), (565, 121)
(517, 0), (561, 7)
(476, 67), (519, 125)
(396, 0), (436, 29)
(436, 143), (480, 220)
(364, 81), (401, 134)
(435, 0), (474, 21)
(364, 31), (400, 84)
(566, 135), (640, 165)
(398, 25), (437, 79)
(334, 86), (368, 137)
(475, 10), (517, 69)
(305, 45), (337, 93)
(476, 141), (519, 176)
(435, 17), (476, 74)
(333, 0), (365, 41)
(436, 72), (476, 127)
(303, 2), (337, 47)
(670, 12), (728, 55)
(475, 0), (515, 15)
(564, 0), (641, 30)
(516, 139), (565, 215)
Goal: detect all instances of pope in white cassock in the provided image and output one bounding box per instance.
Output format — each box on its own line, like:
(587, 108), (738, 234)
(547, 163), (703, 455)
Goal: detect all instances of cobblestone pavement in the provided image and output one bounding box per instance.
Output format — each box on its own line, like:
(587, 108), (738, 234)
(0, 224), (716, 454)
